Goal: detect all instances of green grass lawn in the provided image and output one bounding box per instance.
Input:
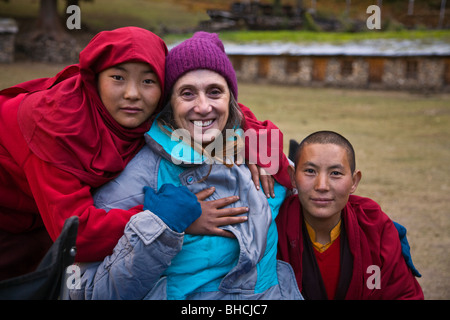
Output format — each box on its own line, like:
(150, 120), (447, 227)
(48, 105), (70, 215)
(2, 0), (449, 44)
(164, 29), (450, 45)
(0, 0), (208, 31)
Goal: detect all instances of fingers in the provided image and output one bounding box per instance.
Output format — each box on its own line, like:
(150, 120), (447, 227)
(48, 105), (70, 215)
(196, 187), (249, 205)
(196, 188), (249, 218)
(247, 164), (276, 198)
(184, 215), (244, 237)
(260, 175), (271, 198)
(201, 196), (249, 220)
(259, 168), (275, 198)
(215, 205), (249, 218)
(216, 215), (248, 226)
(207, 195), (243, 210)
(262, 176), (275, 198)
(247, 163), (261, 191)
(211, 229), (236, 239)
(195, 186), (215, 201)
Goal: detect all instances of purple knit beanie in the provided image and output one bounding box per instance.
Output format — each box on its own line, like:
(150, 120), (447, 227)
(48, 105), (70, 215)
(165, 32), (238, 100)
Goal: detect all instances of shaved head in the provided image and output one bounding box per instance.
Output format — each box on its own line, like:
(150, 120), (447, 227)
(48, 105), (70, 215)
(295, 131), (356, 173)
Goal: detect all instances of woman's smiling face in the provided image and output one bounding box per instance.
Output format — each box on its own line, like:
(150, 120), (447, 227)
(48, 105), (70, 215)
(170, 69), (230, 147)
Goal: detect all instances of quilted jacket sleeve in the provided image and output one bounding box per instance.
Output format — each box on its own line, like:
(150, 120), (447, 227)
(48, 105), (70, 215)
(69, 210), (183, 300)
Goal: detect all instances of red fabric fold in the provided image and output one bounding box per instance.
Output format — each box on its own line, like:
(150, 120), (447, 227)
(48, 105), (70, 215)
(277, 194), (424, 299)
(239, 103), (291, 189)
(1, 27), (168, 187)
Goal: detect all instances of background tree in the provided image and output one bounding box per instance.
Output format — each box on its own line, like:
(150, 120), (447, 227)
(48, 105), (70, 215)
(32, 0), (68, 41)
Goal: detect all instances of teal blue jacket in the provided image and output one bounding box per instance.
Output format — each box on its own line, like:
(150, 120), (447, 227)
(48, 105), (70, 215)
(69, 121), (302, 300)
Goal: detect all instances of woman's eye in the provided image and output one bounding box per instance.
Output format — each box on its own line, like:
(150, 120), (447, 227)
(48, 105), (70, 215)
(181, 91), (194, 99)
(208, 88), (222, 97)
(304, 169), (315, 175)
(143, 79), (155, 85)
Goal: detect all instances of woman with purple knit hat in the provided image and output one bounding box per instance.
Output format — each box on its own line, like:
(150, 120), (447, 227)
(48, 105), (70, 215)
(69, 32), (302, 300)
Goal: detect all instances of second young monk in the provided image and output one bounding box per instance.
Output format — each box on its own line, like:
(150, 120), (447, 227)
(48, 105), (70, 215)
(276, 131), (424, 300)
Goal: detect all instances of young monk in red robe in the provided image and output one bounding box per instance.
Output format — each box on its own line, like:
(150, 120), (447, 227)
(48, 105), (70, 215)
(276, 131), (423, 300)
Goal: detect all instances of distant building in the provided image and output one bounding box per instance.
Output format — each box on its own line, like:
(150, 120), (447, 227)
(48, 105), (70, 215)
(224, 40), (450, 92)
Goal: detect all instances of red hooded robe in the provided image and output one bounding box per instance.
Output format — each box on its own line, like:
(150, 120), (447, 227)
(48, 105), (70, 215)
(0, 27), (168, 279)
(276, 194), (424, 300)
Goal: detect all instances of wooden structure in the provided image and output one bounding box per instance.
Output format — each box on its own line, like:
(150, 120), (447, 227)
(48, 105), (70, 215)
(225, 40), (450, 92)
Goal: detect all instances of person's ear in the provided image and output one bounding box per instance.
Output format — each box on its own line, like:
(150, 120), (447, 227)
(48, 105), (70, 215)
(288, 164), (296, 189)
(350, 170), (362, 194)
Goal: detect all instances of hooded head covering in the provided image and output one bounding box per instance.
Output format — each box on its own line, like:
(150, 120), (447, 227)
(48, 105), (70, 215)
(1, 27), (168, 187)
(165, 32), (238, 100)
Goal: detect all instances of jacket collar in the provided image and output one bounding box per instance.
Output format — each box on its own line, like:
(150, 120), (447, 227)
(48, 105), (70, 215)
(146, 116), (206, 165)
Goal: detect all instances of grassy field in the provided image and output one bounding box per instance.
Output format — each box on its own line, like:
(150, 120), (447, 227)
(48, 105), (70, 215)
(238, 82), (450, 300)
(163, 29), (450, 47)
(1, 62), (449, 299)
(0, 0), (208, 32)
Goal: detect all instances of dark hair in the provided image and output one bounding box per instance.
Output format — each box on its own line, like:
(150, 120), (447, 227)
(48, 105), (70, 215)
(294, 130), (356, 173)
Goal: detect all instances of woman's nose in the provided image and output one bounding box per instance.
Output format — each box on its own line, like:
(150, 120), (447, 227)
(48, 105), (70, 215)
(194, 93), (212, 115)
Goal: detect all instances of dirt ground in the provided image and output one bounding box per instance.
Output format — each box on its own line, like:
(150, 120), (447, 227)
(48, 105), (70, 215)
(238, 82), (450, 300)
(1, 62), (449, 300)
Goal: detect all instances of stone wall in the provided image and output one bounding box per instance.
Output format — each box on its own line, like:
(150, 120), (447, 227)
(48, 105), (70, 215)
(15, 33), (79, 63)
(1, 18), (80, 64)
(230, 54), (450, 92)
(0, 18), (18, 63)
